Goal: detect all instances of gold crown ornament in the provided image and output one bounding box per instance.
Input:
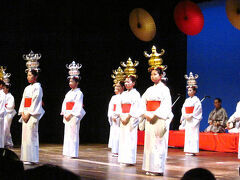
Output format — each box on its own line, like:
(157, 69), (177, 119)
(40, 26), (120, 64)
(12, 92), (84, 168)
(120, 57), (139, 78)
(66, 61), (82, 79)
(23, 50), (42, 73)
(111, 67), (126, 86)
(144, 45), (167, 71)
(185, 72), (199, 89)
(0, 66), (4, 80)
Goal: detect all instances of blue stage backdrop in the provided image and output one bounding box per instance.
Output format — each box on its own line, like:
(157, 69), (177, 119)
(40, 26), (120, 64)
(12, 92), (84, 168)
(187, 0), (240, 131)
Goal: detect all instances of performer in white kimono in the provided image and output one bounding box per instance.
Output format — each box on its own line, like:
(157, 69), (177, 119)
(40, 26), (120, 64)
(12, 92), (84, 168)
(141, 68), (172, 175)
(108, 67), (125, 156)
(141, 46), (172, 176)
(61, 61), (86, 158)
(227, 102), (240, 133)
(117, 58), (141, 165)
(18, 51), (45, 164)
(108, 76), (125, 157)
(228, 121), (240, 133)
(118, 76), (141, 165)
(179, 117), (186, 130)
(0, 75), (6, 148)
(181, 72), (202, 156)
(107, 82), (118, 149)
(2, 70), (16, 148)
(226, 102), (240, 159)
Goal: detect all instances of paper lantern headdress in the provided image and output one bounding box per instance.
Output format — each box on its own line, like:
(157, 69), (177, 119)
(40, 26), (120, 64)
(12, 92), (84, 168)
(66, 61), (82, 79)
(23, 50), (42, 73)
(185, 72), (199, 89)
(2, 69), (11, 86)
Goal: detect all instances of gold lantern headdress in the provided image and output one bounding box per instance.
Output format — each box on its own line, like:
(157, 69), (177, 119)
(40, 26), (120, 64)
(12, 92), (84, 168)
(23, 50), (42, 73)
(0, 66), (4, 81)
(144, 45), (167, 71)
(120, 57), (139, 79)
(185, 72), (199, 89)
(66, 61), (82, 79)
(2, 67), (11, 86)
(111, 66), (126, 87)
(144, 45), (168, 81)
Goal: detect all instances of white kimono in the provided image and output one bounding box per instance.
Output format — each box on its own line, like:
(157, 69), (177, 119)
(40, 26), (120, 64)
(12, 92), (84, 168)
(61, 88), (86, 158)
(181, 96), (202, 153)
(228, 122), (240, 133)
(227, 102), (240, 159)
(4, 92), (16, 147)
(179, 117), (186, 130)
(107, 94), (121, 154)
(18, 82), (45, 163)
(0, 90), (6, 148)
(141, 82), (172, 173)
(228, 102), (240, 131)
(118, 88), (141, 164)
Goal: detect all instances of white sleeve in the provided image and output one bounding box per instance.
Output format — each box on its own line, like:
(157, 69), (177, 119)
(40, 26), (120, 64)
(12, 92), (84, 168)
(228, 102), (240, 123)
(192, 99), (202, 121)
(71, 91), (85, 119)
(129, 92), (142, 118)
(18, 89), (26, 115)
(181, 100), (187, 120)
(5, 95), (15, 113)
(115, 95), (122, 116)
(107, 96), (114, 125)
(0, 93), (5, 117)
(60, 94), (67, 115)
(28, 86), (43, 116)
(107, 96), (114, 118)
(154, 88), (172, 120)
(140, 90), (147, 116)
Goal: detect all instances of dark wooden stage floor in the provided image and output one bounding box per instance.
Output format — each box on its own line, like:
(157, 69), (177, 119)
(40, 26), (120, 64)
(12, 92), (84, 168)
(11, 144), (240, 179)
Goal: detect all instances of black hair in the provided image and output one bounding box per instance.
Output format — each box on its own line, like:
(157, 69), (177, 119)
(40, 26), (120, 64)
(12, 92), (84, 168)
(181, 168), (216, 180)
(214, 98), (222, 103)
(3, 84), (10, 91)
(27, 69), (39, 77)
(128, 75), (136, 83)
(151, 67), (163, 75)
(189, 86), (197, 93)
(0, 80), (4, 86)
(119, 81), (125, 88)
(70, 76), (80, 83)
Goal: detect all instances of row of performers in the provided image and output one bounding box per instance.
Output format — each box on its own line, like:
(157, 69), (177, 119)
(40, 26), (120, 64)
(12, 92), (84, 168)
(0, 54), (86, 164)
(107, 69), (240, 176)
(108, 67), (175, 176)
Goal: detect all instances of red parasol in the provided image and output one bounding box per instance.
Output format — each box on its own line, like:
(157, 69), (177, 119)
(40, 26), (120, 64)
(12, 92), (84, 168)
(174, 0), (204, 35)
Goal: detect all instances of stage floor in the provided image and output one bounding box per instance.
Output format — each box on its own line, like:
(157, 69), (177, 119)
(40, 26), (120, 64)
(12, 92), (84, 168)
(11, 144), (240, 180)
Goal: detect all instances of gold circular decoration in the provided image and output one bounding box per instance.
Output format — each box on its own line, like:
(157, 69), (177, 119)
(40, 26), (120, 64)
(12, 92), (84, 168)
(129, 8), (156, 42)
(226, 0), (240, 30)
